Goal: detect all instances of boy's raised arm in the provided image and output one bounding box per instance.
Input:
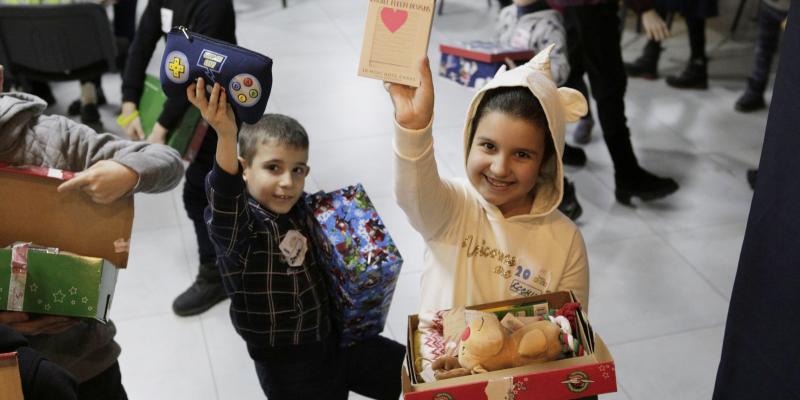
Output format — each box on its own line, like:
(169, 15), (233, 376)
(187, 78), (239, 175)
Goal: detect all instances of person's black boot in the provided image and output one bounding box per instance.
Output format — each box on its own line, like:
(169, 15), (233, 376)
(80, 103), (100, 124)
(747, 169), (758, 190)
(571, 113), (595, 145)
(28, 80), (56, 105)
(172, 262), (227, 317)
(558, 178), (583, 221)
(735, 89), (766, 112)
(563, 143), (587, 167)
(68, 87), (107, 116)
(615, 167), (679, 206)
(666, 58), (708, 89)
(625, 41), (661, 80)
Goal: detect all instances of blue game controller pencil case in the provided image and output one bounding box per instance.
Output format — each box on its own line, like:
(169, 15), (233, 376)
(160, 27), (273, 124)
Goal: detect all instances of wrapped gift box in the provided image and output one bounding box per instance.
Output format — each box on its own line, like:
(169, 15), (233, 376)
(139, 74), (208, 161)
(439, 41), (535, 88)
(0, 243), (117, 321)
(0, 165), (132, 321)
(0, 352), (23, 400)
(402, 291), (617, 399)
(307, 184), (403, 346)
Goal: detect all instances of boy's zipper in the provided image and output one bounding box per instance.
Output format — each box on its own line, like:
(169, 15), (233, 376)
(170, 26), (273, 63)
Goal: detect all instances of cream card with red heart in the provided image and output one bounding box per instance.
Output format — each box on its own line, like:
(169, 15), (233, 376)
(358, 0), (435, 87)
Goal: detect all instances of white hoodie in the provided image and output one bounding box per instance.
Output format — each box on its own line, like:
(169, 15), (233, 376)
(394, 46), (590, 313)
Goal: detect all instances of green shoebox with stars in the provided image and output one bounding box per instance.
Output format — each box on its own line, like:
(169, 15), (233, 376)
(0, 247), (117, 322)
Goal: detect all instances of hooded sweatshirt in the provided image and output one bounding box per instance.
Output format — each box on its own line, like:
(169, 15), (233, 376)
(394, 46), (590, 313)
(495, 3), (570, 85)
(0, 92), (184, 381)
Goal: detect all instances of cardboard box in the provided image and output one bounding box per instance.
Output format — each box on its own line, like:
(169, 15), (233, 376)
(358, 0), (435, 87)
(307, 183), (403, 346)
(439, 41), (535, 88)
(0, 165), (131, 321)
(0, 352), (23, 400)
(402, 292), (617, 399)
(139, 74), (208, 161)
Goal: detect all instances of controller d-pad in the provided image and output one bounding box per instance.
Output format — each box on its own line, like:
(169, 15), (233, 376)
(229, 73), (262, 107)
(163, 51), (190, 84)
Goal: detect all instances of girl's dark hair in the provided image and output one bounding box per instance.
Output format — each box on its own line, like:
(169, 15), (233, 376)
(469, 87), (554, 164)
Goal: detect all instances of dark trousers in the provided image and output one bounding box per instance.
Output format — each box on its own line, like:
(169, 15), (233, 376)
(77, 361), (127, 400)
(748, 2), (787, 94)
(564, 3), (639, 174)
(185, 129), (219, 267)
(254, 335), (406, 400)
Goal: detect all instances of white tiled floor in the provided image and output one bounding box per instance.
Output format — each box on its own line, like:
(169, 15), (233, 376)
(42, 0), (772, 398)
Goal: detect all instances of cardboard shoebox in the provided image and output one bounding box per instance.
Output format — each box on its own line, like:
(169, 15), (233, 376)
(439, 41), (535, 88)
(0, 352), (23, 400)
(0, 164), (133, 322)
(307, 183), (403, 346)
(402, 291), (617, 400)
(139, 74), (208, 161)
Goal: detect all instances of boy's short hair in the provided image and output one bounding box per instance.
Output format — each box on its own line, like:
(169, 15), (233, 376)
(238, 114), (309, 164)
(469, 86), (555, 164)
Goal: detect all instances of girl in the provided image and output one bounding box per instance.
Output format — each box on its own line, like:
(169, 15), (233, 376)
(385, 46), (590, 313)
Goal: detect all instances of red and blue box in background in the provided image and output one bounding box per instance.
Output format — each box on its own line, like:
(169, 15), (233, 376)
(439, 41), (535, 88)
(308, 184), (403, 346)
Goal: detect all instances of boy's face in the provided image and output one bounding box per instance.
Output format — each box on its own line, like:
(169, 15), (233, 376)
(467, 111), (546, 218)
(241, 140), (310, 214)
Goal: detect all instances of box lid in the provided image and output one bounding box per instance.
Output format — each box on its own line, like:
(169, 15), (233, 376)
(0, 164), (133, 268)
(440, 41), (535, 63)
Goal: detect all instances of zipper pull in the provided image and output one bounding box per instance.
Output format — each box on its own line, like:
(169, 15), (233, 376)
(178, 26), (192, 41)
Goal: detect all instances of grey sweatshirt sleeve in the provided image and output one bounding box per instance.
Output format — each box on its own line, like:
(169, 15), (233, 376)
(32, 114), (184, 194)
(529, 11), (570, 86)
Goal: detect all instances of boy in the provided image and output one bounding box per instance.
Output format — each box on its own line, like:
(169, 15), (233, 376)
(186, 79), (405, 400)
(0, 64), (184, 399)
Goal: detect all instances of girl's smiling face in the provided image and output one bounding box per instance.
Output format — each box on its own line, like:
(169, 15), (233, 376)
(467, 111), (547, 218)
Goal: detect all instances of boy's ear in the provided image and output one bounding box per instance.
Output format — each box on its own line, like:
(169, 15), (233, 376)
(238, 157), (248, 180)
(557, 87), (588, 123)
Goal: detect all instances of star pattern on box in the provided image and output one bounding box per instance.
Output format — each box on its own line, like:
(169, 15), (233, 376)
(88, 306), (93, 311)
(44, 304), (51, 311)
(71, 300), (76, 305)
(81, 297), (88, 304)
(53, 290), (66, 303)
(37, 299), (42, 304)
(29, 283), (38, 293)
(69, 287), (78, 295)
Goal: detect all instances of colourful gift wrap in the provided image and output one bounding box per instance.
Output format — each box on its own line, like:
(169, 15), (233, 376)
(439, 41), (535, 88)
(308, 184), (403, 346)
(0, 243), (117, 322)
